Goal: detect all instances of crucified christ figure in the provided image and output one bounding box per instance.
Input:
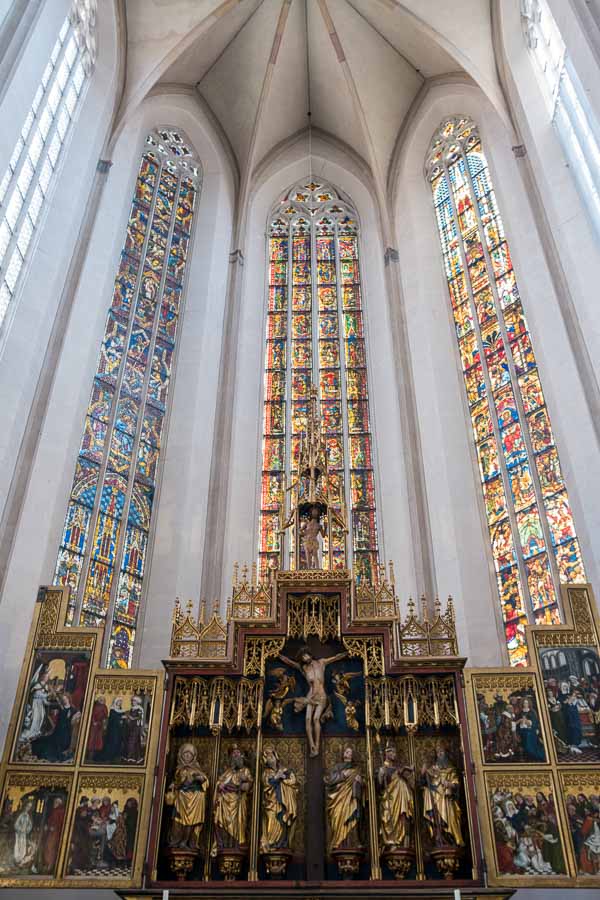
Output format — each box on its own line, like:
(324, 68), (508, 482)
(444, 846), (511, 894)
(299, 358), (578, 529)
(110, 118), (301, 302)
(278, 646), (348, 757)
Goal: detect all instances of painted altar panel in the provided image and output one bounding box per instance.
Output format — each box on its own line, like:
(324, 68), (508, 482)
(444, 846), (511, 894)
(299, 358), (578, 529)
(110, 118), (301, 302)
(0, 587), (163, 889)
(465, 583), (600, 889)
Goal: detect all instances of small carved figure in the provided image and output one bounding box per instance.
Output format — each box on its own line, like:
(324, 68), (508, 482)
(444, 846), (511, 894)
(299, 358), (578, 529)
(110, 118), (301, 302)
(376, 744), (414, 850)
(263, 668), (297, 731)
(278, 646), (347, 757)
(260, 746), (299, 852)
(213, 746), (253, 850)
(164, 743), (209, 850)
(324, 746), (364, 851)
(300, 506), (325, 569)
(332, 671), (362, 731)
(420, 742), (464, 849)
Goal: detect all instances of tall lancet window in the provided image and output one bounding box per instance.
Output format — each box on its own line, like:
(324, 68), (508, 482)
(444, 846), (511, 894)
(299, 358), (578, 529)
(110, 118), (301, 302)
(0, 0), (96, 332)
(259, 180), (379, 583)
(522, 0), (600, 238)
(54, 129), (200, 668)
(426, 116), (585, 666)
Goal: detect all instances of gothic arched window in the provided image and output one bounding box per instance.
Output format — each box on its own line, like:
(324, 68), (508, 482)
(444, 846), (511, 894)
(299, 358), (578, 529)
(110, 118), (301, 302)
(259, 180), (379, 582)
(522, 0), (600, 238)
(0, 0), (96, 334)
(54, 128), (201, 668)
(426, 116), (585, 666)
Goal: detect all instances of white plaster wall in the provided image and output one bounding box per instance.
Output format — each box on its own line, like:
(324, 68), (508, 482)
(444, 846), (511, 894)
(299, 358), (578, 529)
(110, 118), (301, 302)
(394, 78), (600, 665)
(222, 142), (417, 607)
(0, 0), (119, 530)
(0, 89), (235, 739)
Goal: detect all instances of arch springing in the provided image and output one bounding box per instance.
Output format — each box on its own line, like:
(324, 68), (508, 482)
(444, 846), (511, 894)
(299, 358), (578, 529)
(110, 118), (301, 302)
(259, 179), (379, 582)
(54, 128), (201, 668)
(426, 116), (585, 666)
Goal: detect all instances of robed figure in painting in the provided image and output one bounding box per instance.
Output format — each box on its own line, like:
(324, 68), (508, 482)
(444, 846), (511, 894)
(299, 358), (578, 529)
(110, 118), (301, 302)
(420, 743), (464, 848)
(165, 743), (209, 850)
(376, 744), (414, 850)
(259, 746), (299, 852)
(87, 696), (108, 761)
(324, 746), (364, 851)
(40, 797), (66, 874)
(13, 800), (34, 868)
(213, 746), (253, 850)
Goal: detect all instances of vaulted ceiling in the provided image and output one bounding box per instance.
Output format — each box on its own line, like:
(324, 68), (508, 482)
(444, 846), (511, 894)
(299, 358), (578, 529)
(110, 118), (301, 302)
(120, 0), (502, 188)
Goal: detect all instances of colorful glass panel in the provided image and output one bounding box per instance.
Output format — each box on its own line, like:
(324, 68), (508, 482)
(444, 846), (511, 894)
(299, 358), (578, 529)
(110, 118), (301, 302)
(427, 116), (585, 666)
(259, 182), (379, 578)
(54, 131), (200, 666)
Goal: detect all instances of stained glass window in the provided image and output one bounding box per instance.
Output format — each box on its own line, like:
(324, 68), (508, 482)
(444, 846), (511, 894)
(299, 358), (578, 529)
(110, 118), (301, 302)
(0, 0), (96, 330)
(54, 128), (201, 667)
(259, 181), (379, 582)
(426, 116), (585, 666)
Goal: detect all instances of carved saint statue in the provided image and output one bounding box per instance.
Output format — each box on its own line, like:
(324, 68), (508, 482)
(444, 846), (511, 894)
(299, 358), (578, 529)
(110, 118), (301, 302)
(420, 742), (464, 848)
(164, 742), (209, 850)
(213, 746), (254, 850)
(260, 746), (299, 852)
(278, 646), (347, 757)
(376, 744), (414, 850)
(324, 746), (365, 851)
(300, 506), (325, 569)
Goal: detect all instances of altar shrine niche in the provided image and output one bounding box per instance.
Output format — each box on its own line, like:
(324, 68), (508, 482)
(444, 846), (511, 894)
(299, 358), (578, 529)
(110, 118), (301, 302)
(149, 574), (480, 890)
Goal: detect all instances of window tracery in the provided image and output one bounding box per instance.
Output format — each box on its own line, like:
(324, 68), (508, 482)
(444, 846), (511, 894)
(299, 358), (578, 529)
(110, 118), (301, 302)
(54, 128), (201, 668)
(259, 180), (379, 582)
(426, 116), (585, 666)
(0, 0), (96, 334)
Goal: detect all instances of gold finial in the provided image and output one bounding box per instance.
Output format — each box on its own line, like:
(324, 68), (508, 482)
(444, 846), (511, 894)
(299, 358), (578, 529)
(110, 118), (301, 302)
(185, 598), (193, 619)
(242, 562), (248, 583)
(389, 560), (395, 586)
(251, 561), (257, 586)
(199, 598), (206, 626)
(173, 596), (181, 625)
(421, 594), (428, 622)
(447, 595), (455, 620)
(434, 596), (441, 617)
(407, 596), (415, 617)
(233, 561), (239, 588)
(226, 596), (232, 621)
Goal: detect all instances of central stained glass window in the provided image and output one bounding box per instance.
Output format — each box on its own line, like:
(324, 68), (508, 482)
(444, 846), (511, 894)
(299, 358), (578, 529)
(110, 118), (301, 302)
(259, 180), (379, 582)
(426, 116), (586, 666)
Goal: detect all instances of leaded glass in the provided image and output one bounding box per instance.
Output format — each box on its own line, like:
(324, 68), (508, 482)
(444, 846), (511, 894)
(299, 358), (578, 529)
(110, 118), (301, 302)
(54, 129), (201, 667)
(258, 180), (379, 580)
(426, 115), (585, 666)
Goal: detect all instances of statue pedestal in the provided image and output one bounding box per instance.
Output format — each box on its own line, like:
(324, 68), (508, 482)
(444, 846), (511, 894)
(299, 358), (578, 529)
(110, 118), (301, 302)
(431, 846), (463, 880)
(261, 847), (292, 878)
(216, 847), (246, 880)
(165, 847), (199, 881)
(331, 847), (364, 879)
(381, 847), (415, 879)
